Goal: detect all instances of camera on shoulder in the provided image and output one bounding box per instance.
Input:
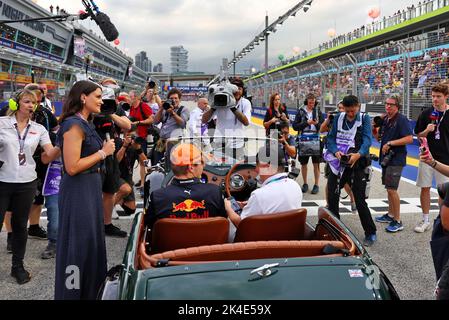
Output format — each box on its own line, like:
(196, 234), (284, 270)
(208, 80), (238, 110)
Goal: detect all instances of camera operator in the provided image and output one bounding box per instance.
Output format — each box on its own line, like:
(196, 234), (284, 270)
(263, 93), (290, 137)
(202, 78), (251, 160)
(115, 127), (147, 217)
(414, 83), (449, 233)
(373, 96), (413, 233)
(128, 90), (154, 190)
(420, 152), (449, 299)
(321, 102), (356, 211)
(324, 95), (377, 247)
(153, 88), (190, 166)
(293, 93), (324, 195)
(94, 81), (131, 238)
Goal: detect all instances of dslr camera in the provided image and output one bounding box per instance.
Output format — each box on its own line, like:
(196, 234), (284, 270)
(340, 154), (351, 167)
(328, 111), (338, 122)
(208, 80), (238, 109)
(162, 98), (175, 111)
(381, 150), (395, 167)
(373, 115), (384, 128)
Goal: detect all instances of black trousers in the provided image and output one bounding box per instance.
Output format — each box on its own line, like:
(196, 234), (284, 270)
(327, 166), (377, 237)
(0, 180), (38, 266)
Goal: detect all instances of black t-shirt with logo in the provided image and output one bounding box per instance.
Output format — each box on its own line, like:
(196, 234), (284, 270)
(415, 107), (449, 165)
(146, 178), (226, 228)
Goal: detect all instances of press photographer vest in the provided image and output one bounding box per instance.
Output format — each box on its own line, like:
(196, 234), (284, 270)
(323, 113), (364, 176)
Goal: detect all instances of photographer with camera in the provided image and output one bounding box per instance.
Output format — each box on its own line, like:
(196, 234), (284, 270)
(373, 96), (413, 233)
(94, 80), (131, 238)
(293, 93), (324, 195)
(321, 102), (356, 211)
(263, 93), (290, 137)
(278, 121), (297, 159)
(324, 95), (377, 247)
(202, 78), (251, 160)
(414, 83), (449, 234)
(114, 127), (148, 217)
(153, 88), (190, 166)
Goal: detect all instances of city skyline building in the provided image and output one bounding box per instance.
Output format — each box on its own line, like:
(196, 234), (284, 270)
(170, 45), (189, 73)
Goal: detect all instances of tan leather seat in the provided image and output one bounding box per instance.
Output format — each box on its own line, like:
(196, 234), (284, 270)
(150, 217), (230, 253)
(234, 209), (307, 243)
(138, 240), (346, 269)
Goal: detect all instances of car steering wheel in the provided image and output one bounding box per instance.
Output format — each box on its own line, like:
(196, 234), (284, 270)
(225, 161), (257, 198)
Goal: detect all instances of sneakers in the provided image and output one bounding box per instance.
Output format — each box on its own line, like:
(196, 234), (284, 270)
(6, 232), (12, 254)
(363, 234), (377, 247)
(28, 225), (47, 240)
(105, 224), (128, 238)
(351, 203), (357, 212)
(386, 220), (404, 233)
(301, 184), (309, 193)
(414, 221), (432, 233)
(11, 265), (31, 285)
(311, 185), (319, 195)
(41, 242), (56, 260)
(375, 214), (394, 224)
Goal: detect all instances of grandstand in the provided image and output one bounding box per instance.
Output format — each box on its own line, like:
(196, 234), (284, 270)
(247, 0), (449, 123)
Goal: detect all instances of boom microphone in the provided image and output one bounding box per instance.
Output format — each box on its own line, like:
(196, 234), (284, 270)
(81, 0), (119, 42)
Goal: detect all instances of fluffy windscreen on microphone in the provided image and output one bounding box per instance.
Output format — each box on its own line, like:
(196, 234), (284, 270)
(95, 12), (119, 42)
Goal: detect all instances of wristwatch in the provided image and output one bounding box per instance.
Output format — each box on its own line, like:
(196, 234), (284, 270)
(387, 142), (392, 147)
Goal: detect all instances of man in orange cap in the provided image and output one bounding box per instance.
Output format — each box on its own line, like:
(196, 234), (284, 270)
(145, 143), (228, 228)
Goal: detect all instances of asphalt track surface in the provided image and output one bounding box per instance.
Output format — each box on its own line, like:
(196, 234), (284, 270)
(0, 104), (440, 300)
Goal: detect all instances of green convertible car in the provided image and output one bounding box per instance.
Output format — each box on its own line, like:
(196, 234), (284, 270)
(99, 137), (399, 300)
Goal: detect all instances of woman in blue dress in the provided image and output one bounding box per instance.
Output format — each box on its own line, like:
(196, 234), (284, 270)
(55, 81), (115, 300)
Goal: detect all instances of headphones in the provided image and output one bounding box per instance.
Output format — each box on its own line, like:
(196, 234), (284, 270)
(8, 90), (38, 112)
(8, 90), (23, 111)
(304, 95), (319, 107)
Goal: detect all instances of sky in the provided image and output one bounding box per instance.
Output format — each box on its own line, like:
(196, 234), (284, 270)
(34, 0), (427, 74)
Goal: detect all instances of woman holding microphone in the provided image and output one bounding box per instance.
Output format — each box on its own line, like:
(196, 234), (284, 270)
(55, 81), (115, 300)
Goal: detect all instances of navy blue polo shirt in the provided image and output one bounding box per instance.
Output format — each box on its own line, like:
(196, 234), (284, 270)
(380, 113), (413, 167)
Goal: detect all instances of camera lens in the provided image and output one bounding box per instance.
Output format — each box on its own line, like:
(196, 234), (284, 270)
(148, 81), (156, 89)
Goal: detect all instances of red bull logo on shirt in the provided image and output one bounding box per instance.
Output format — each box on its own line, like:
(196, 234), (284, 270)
(172, 199), (206, 213)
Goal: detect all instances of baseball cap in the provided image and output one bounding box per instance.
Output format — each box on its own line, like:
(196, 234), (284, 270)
(170, 143), (204, 166)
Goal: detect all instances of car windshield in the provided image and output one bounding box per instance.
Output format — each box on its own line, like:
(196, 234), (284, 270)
(166, 136), (279, 167)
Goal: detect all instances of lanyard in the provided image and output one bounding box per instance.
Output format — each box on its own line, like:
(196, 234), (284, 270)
(14, 123), (31, 154)
(264, 175), (288, 187)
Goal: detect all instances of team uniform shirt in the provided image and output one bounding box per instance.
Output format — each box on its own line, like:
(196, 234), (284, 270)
(188, 107), (208, 136)
(146, 178), (226, 228)
(379, 113), (413, 167)
(129, 102), (153, 139)
(415, 107), (449, 165)
(228, 173), (303, 241)
(240, 173), (303, 219)
(0, 116), (51, 183)
(214, 97), (252, 148)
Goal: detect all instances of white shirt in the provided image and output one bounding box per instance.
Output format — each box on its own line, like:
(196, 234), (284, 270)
(306, 110), (317, 132)
(188, 107), (208, 136)
(228, 173), (303, 241)
(0, 116), (51, 183)
(214, 97), (252, 148)
(41, 98), (53, 113)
